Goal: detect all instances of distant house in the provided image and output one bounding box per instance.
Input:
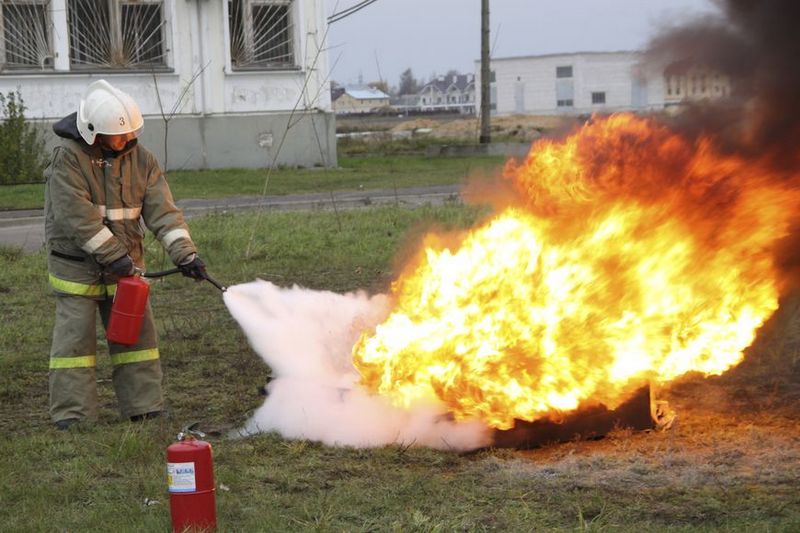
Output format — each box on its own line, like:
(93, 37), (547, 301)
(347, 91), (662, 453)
(332, 86), (391, 114)
(417, 74), (476, 114)
(663, 61), (731, 107)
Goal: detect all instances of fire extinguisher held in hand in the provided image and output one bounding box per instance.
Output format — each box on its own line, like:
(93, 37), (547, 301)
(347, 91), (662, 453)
(106, 265), (227, 346)
(167, 430), (217, 532)
(106, 273), (150, 346)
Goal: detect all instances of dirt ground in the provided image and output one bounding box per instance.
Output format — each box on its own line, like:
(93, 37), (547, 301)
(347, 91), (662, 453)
(390, 114), (577, 141)
(337, 113), (582, 142)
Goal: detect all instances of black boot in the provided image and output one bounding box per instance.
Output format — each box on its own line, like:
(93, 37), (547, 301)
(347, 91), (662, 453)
(54, 418), (80, 430)
(130, 411), (163, 422)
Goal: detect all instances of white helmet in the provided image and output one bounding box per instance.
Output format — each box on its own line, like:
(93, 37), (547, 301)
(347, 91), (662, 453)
(77, 79), (144, 145)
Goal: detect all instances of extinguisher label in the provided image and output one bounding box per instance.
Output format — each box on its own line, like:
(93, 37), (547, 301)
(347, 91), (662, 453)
(167, 462), (196, 493)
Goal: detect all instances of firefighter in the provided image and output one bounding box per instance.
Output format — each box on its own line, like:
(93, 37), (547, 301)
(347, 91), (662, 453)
(44, 79), (206, 430)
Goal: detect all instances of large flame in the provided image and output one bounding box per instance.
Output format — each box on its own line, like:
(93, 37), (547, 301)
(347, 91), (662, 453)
(353, 114), (799, 429)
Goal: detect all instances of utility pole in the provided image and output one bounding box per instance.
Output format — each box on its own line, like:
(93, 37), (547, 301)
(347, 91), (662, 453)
(479, 0), (491, 144)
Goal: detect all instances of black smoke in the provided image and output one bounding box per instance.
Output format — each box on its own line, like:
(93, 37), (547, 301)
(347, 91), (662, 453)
(647, 0), (800, 166)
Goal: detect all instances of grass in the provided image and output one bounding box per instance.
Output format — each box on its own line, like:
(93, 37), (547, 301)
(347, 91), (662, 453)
(1, 205), (800, 531)
(0, 154), (505, 210)
(0, 181), (44, 211)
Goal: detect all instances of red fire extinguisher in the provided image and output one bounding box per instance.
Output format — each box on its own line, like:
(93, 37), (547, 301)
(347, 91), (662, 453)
(107, 274), (150, 345)
(167, 430), (217, 532)
(107, 266), (228, 346)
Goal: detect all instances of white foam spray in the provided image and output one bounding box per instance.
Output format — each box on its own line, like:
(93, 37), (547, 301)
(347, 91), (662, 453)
(223, 280), (492, 451)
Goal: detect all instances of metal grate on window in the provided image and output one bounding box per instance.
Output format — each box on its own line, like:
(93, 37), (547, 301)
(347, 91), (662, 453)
(0, 0), (53, 70)
(67, 0), (166, 69)
(591, 91), (606, 104)
(229, 0), (295, 70)
(556, 65), (573, 79)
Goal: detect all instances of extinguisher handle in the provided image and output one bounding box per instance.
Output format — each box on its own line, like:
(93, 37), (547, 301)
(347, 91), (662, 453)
(177, 428), (207, 441)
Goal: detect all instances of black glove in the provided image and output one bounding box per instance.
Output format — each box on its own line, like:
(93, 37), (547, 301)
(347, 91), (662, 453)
(179, 254), (207, 281)
(106, 254), (134, 277)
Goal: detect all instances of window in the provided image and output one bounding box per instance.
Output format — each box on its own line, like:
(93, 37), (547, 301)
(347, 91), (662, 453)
(229, 0), (294, 70)
(0, 0), (53, 70)
(557, 99), (573, 107)
(556, 65), (573, 78)
(591, 91), (606, 104)
(67, 0), (166, 69)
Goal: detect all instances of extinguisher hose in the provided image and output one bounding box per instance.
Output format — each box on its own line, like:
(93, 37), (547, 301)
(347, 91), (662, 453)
(142, 267), (182, 278)
(142, 268), (228, 293)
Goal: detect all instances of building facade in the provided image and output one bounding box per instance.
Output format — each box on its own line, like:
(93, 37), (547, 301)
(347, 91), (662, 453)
(477, 51), (665, 116)
(332, 86), (390, 115)
(418, 74), (476, 114)
(0, 0), (335, 169)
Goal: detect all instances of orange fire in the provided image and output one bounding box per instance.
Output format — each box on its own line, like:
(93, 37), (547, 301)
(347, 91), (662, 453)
(353, 114), (799, 430)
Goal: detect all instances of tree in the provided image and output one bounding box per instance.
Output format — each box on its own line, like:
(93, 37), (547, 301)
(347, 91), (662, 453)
(0, 90), (47, 185)
(398, 68), (419, 95)
(368, 80), (390, 95)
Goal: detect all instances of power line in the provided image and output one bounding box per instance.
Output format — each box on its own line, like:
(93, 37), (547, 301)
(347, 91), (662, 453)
(328, 0), (378, 23)
(327, 0), (379, 25)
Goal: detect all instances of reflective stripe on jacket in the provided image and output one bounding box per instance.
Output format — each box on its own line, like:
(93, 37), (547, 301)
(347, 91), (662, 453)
(44, 134), (196, 294)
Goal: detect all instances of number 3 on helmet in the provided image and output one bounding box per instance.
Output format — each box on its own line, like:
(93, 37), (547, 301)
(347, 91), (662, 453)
(77, 79), (144, 145)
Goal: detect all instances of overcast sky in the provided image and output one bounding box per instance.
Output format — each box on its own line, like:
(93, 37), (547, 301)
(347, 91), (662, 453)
(326, 0), (719, 88)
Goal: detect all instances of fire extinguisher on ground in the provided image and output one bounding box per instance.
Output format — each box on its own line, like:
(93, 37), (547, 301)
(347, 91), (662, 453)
(167, 429), (217, 532)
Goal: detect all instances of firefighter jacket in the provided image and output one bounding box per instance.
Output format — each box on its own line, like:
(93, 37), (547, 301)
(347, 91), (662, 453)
(44, 112), (197, 297)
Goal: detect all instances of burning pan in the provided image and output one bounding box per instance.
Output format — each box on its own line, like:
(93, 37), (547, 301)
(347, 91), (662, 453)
(492, 384), (656, 449)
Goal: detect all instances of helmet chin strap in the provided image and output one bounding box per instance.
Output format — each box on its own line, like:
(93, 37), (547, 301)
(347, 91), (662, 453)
(97, 135), (137, 155)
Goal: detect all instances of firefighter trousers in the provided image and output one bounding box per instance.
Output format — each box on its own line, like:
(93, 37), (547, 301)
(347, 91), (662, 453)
(49, 293), (163, 423)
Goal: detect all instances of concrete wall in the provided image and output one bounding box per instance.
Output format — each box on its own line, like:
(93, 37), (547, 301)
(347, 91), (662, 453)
(39, 111), (337, 170)
(0, 0), (335, 170)
(476, 52), (666, 116)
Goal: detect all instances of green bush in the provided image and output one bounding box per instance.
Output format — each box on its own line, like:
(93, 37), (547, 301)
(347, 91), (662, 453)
(0, 90), (47, 185)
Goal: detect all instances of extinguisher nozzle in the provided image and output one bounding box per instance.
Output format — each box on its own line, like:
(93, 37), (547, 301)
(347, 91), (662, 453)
(203, 273), (227, 293)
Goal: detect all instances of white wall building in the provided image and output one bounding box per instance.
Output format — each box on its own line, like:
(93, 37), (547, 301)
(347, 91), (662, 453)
(0, 0), (335, 169)
(477, 51), (666, 116)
